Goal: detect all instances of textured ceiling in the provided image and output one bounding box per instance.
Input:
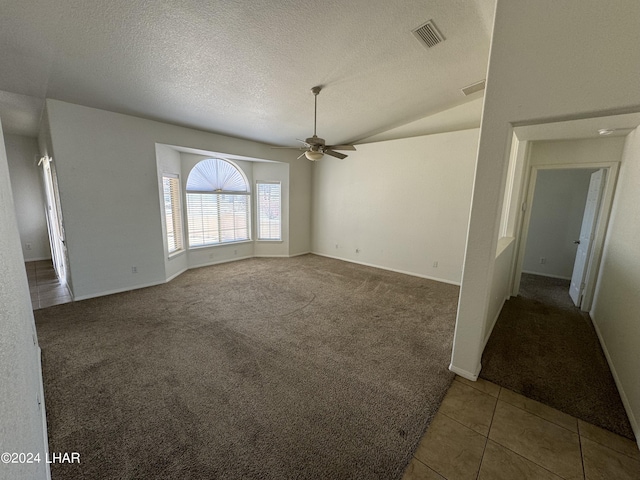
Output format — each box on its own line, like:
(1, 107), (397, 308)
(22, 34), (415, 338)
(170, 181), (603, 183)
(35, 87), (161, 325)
(0, 0), (495, 145)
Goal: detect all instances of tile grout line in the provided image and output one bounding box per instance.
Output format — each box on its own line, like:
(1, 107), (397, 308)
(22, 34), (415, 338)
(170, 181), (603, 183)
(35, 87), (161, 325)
(578, 431), (586, 480)
(496, 391), (580, 436)
(490, 393), (581, 479)
(455, 377), (583, 437)
(488, 436), (573, 480)
(474, 386), (500, 480)
(421, 411), (482, 480)
(409, 455), (445, 479)
(577, 422), (640, 462)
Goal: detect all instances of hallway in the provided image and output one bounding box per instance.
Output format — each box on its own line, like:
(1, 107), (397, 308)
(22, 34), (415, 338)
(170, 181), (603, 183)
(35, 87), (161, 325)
(480, 273), (634, 439)
(27, 260), (72, 310)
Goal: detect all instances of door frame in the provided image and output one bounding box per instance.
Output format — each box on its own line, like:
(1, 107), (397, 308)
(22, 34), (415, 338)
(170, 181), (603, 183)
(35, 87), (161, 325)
(512, 161), (619, 311)
(40, 155), (70, 289)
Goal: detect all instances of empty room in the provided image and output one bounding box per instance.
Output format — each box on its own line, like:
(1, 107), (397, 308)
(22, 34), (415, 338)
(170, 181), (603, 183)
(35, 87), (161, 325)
(1, 1), (639, 479)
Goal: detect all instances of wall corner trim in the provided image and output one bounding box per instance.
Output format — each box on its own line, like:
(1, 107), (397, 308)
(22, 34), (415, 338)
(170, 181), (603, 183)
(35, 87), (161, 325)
(449, 362), (481, 381)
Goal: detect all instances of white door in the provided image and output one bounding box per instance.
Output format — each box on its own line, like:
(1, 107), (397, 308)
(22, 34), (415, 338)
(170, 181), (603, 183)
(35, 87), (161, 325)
(569, 169), (606, 307)
(41, 156), (69, 286)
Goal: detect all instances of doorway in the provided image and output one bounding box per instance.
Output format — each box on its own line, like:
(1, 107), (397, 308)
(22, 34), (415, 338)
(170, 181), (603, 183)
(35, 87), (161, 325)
(517, 167), (604, 310)
(512, 161), (619, 312)
(40, 155), (70, 291)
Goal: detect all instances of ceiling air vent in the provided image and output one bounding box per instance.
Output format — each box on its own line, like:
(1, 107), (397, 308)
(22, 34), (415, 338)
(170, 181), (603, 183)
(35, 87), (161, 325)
(461, 79), (486, 96)
(412, 20), (445, 49)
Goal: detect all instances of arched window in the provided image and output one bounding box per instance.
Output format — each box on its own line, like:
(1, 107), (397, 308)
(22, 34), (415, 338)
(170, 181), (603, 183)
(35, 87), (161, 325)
(185, 158), (250, 247)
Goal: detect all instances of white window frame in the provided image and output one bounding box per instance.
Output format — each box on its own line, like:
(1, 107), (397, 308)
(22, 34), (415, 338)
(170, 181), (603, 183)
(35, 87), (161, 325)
(185, 159), (251, 248)
(162, 174), (185, 256)
(256, 181), (282, 241)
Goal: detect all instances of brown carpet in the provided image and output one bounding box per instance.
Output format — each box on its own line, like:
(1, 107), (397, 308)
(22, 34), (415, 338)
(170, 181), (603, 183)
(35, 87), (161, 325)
(35, 254), (459, 479)
(480, 273), (634, 439)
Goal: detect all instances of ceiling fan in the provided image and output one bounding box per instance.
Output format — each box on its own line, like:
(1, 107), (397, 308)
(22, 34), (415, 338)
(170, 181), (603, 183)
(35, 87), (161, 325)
(277, 86), (356, 161)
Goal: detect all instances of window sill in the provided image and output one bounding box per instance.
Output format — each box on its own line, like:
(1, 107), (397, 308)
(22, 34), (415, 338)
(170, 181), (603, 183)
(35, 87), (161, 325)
(188, 239), (253, 250)
(257, 239), (283, 243)
(168, 249), (186, 260)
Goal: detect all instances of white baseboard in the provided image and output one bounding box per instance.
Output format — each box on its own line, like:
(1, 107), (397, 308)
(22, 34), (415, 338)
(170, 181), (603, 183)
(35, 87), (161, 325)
(73, 279), (167, 301)
(288, 251), (311, 258)
(188, 255), (253, 270)
(449, 362), (481, 381)
(311, 252), (461, 286)
(25, 257), (53, 263)
(165, 267), (188, 283)
(589, 315), (640, 448)
(522, 270), (572, 281)
(37, 347), (52, 480)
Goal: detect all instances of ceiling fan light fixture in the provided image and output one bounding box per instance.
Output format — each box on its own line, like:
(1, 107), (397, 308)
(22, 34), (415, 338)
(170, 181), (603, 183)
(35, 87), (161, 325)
(305, 150), (324, 161)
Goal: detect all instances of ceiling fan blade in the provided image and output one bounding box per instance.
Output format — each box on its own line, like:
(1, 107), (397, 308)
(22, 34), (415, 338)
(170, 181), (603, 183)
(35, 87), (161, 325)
(296, 151), (307, 160)
(323, 149), (347, 160)
(326, 145), (356, 151)
(296, 138), (311, 147)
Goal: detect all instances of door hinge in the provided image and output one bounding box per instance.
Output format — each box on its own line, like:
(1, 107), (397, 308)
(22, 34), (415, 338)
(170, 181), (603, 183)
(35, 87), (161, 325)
(521, 202), (527, 212)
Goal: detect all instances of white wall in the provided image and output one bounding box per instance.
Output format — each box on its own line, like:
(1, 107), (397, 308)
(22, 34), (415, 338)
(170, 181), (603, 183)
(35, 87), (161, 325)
(5, 134), (50, 261)
(312, 128), (479, 284)
(592, 127), (640, 442)
(484, 238), (514, 343)
(451, 0), (640, 387)
(522, 169), (595, 279)
(45, 100), (310, 300)
(155, 144), (188, 281)
(0, 120), (49, 480)
(529, 137), (627, 168)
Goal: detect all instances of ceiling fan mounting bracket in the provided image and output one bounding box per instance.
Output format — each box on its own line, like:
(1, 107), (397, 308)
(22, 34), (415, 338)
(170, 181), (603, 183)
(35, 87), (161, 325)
(311, 86), (322, 96)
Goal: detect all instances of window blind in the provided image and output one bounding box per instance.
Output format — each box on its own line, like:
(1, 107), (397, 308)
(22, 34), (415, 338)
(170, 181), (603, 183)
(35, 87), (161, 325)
(256, 182), (281, 241)
(186, 159), (250, 247)
(162, 175), (184, 254)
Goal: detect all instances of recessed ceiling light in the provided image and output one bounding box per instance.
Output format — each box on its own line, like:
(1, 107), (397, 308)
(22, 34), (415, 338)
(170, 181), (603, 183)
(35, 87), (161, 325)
(598, 128), (614, 135)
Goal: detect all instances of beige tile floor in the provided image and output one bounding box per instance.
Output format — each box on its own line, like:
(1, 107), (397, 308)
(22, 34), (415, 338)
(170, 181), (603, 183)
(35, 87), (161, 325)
(404, 376), (640, 480)
(26, 260), (72, 309)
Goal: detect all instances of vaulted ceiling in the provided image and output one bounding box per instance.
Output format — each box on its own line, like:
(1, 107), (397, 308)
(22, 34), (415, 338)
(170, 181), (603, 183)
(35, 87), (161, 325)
(0, 0), (495, 144)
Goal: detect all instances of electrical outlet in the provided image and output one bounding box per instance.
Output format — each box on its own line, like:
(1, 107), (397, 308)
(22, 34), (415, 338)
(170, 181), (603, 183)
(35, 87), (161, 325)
(132, 266), (138, 273)
(539, 257), (546, 265)
(25, 243), (32, 250)
(433, 261), (438, 268)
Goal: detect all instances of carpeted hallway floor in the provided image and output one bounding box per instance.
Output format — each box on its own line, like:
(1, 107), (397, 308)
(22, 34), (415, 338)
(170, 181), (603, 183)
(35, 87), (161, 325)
(35, 255), (459, 479)
(480, 273), (634, 439)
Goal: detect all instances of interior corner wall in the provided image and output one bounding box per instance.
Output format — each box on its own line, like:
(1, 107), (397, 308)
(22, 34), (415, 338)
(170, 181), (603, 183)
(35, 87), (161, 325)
(522, 169), (595, 279)
(591, 127), (640, 442)
(288, 158), (311, 256)
(451, 0), (640, 381)
(45, 100), (308, 300)
(155, 144), (188, 280)
(311, 128), (479, 284)
(0, 120), (49, 480)
(4, 134), (50, 261)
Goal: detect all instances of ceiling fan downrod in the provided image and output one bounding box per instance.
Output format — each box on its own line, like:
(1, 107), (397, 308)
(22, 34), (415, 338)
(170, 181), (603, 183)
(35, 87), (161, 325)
(311, 86), (321, 138)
